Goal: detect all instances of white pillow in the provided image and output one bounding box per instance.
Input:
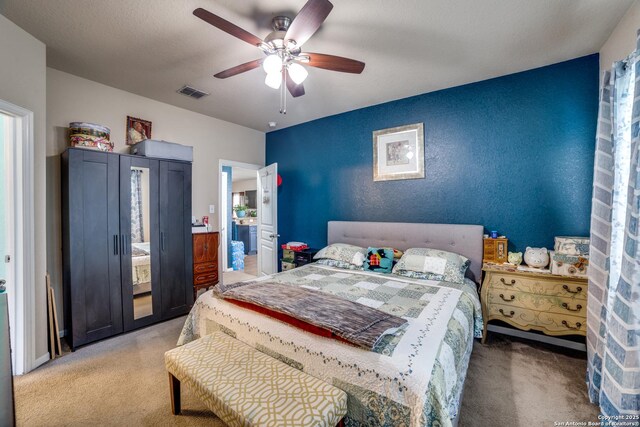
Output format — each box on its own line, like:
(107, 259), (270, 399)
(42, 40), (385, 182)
(313, 243), (366, 267)
(392, 247), (470, 284)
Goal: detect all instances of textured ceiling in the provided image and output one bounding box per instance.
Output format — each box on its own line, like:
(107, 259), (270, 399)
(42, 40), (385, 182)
(1, 0), (633, 131)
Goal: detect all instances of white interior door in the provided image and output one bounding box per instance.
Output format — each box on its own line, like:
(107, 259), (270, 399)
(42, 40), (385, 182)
(220, 170), (228, 273)
(0, 113), (16, 371)
(0, 99), (36, 374)
(257, 163), (278, 276)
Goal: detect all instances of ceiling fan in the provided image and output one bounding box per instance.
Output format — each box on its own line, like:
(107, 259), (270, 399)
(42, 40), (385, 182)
(193, 0), (365, 114)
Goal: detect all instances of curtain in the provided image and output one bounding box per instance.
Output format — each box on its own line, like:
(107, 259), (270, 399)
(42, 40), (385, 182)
(586, 32), (640, 416)
(131, 169), (144, 243)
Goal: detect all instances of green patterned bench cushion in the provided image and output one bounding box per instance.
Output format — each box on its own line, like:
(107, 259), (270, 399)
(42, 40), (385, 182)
(165, 332), (347, 427)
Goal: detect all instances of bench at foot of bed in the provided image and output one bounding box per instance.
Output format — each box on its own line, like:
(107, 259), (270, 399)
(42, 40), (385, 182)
(165, 331), (347, 427)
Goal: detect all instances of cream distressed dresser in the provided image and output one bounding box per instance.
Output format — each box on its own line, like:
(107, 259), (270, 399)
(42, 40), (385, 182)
(481, 266), (588, 350)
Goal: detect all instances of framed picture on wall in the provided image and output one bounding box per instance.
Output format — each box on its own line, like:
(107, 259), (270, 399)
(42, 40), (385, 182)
(372, 123), (424, 181)
(126, 116), (152, 145)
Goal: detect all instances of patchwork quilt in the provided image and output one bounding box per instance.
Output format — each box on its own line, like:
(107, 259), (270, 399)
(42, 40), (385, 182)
(215, 281), (408, 350)
(178, 263), (483, 427)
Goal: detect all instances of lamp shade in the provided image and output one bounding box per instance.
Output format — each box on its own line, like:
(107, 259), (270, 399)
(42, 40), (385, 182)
(263, 55), (282, 74)
(288, 63), (308, 85)
(265, 72), (281, 89)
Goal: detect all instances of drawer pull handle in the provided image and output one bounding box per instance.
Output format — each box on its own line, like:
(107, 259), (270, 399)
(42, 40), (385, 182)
(562, 285), (583, 294)
(499, 294), (515, 302)
(561, 302), (582, 312)
(499, 309), (515, 318)
(500, 278), (516, 286)
(562, 320), (582, 330)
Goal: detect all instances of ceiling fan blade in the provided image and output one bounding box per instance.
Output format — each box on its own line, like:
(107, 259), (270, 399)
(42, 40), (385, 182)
(194, 8), (263, 47)
(286, 72), (305, 97)
(214, 59), (263, 79)
(284, 0), (333, 48)
(304, 53), (365, 74)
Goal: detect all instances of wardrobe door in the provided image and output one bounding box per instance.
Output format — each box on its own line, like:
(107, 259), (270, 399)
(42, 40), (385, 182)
(63, 149), (122, 348)
(120, 156), (162, 331)
(159, 161), (193, 318)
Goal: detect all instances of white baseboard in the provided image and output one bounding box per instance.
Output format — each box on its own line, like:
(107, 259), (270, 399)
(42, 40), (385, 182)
(34, 352), (50, 369)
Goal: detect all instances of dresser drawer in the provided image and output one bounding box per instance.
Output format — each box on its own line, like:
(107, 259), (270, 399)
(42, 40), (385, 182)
(488, 273), (587, 300)
(488, 303), (586, 335)
(194, 271), (218, 285)
(193, 233), (219, 263)
(486, 288), (586, 317)
(194, 262), (217, 274)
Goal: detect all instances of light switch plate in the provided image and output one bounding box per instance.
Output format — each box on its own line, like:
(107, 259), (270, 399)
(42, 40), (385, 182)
(209, 204), (215, 214)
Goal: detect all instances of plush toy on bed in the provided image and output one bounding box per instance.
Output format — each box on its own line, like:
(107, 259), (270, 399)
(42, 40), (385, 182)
(364, 247), (394, 273)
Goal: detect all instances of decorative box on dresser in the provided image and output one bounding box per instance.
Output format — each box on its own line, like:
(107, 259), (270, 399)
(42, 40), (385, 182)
(193, 232), (219, 299)
(481, 266), (588, 350)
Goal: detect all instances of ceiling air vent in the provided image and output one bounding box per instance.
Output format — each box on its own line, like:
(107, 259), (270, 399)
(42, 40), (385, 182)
(177, 85), (209, 100)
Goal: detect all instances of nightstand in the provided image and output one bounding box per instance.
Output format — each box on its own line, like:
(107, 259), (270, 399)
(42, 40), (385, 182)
(281, 248), (318, 271)
(481, 266), (588, 350)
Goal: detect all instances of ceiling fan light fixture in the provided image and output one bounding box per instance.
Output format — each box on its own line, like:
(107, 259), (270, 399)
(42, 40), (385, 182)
(263, 54), (283, 74)
(288, 63), (308, 84)
(285, 39), (298, 50)
(196, 0), (365, 114)
(265, 72), (282, 89)
(258, 42), (274, 54)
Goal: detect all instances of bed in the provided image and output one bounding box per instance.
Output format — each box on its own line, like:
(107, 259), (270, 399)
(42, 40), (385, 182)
(131, 241), (151, 295)
(178, 221), (483, 427)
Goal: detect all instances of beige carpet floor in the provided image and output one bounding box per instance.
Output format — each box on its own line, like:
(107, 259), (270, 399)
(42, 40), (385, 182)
(221, 254), (258, 286)
(14, 317), (598, 427)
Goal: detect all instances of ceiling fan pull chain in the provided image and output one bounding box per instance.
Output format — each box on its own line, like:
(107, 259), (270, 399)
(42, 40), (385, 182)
(280, 68), (287, 114)
(279, 68), (283, 113)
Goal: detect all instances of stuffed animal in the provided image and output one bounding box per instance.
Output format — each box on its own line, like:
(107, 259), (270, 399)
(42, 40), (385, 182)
(524, 247), (550, 268)
(508, 251), (523, 266)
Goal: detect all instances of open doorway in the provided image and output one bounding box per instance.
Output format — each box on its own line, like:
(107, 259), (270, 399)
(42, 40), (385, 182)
(219, 161), (260, 285)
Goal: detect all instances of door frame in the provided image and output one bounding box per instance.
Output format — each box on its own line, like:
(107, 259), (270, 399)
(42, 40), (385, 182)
(0, 99), (36, 375)
(220, 170), (229, 272)
(217, 159), (261, 283)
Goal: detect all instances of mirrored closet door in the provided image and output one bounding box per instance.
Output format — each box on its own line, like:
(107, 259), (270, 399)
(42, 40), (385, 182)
(120, 156), (161, 331)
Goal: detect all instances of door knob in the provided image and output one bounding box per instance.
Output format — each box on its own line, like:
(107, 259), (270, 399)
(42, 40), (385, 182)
(269, 234), (280, 239)
(0, 279), (5, 292)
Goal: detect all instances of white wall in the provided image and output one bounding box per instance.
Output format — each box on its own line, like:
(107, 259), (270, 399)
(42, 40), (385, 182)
(46, 68), (265, 332)
(232, 178), (258, 193)
(601, 0), (640, 71)
(0, 14), (48, 367)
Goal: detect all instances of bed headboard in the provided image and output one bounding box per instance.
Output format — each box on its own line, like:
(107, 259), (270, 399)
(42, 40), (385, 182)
(327, 221), (484, 284)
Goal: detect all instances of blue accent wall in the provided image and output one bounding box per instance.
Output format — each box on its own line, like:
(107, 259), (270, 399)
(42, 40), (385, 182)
(266, 54), (599, 253)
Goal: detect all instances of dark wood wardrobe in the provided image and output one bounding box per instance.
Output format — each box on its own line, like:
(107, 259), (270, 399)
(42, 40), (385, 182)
(61, 148), (193, 349)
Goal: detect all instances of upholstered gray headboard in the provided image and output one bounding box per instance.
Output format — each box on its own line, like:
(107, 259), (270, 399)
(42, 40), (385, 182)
(328, 221), (484, 284)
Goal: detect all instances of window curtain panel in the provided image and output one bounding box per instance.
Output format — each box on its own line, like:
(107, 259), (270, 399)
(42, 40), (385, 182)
(586, 32), (640, 416)
(131, 169), (144, 244)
